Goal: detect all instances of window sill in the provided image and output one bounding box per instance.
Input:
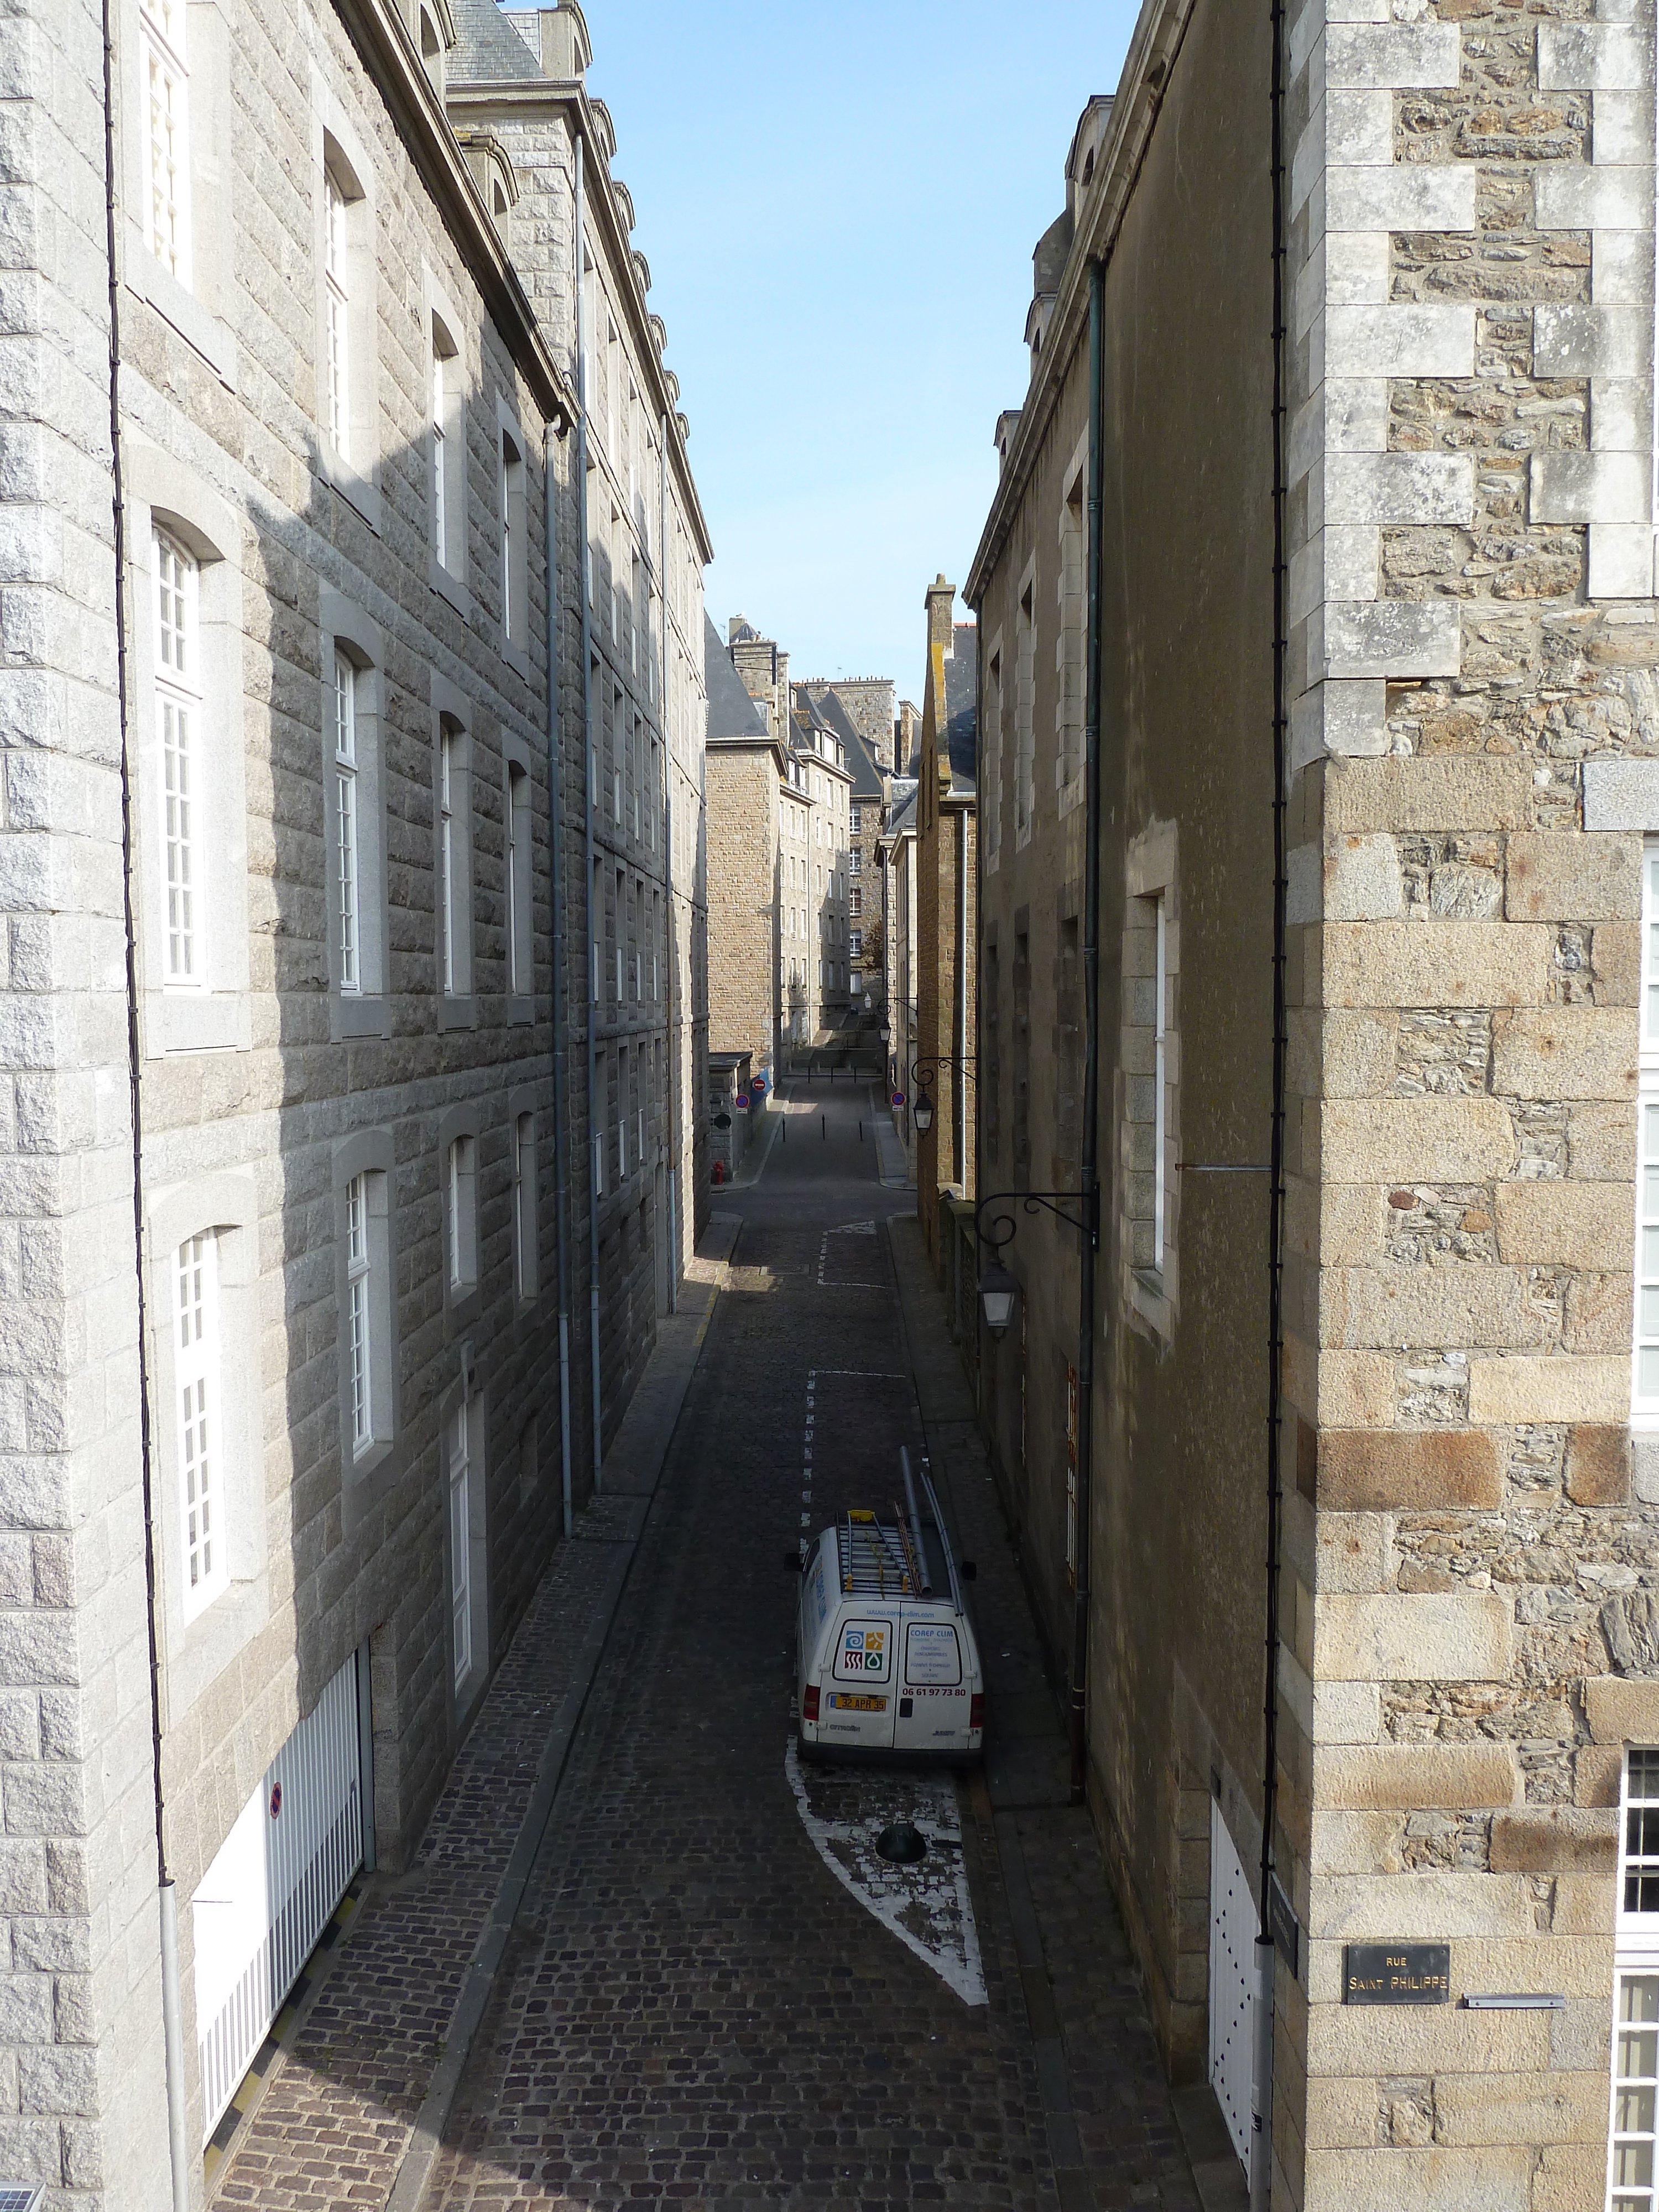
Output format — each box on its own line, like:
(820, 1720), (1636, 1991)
(429, 555), (471, 622)
(503, 635), (531, 685)
(319, 442), (382, 534)
(146, 990), (251, 1056)
(1128, 1265), (1173, 1342)
(126, 244), (237, 390)
(445, 1284), (483, 1336)
(342, 1434), (404, 1536)
(506, 994), (535, 1027)
(333, 992), (391, 1041)
(439, 993), (478, 1032)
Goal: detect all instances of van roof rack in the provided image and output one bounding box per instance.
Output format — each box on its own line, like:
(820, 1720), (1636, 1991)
(837, 1509), (916, 1597)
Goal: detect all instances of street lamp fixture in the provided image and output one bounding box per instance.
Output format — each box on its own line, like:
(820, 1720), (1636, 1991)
(978, 1259), (1020, 1338)
(912, 1090), (935, 1135)
(879, 1021), (890, 1043)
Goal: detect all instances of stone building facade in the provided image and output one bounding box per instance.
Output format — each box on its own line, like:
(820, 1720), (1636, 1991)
(912, 578), (978, 1276)
(450, 0), (712, 1381)
(0, 0), (706, 2201)
(718, 619), (855, 1049)
(704, 614), (782, 1089)
(880, 778), (920, 1181)
(967, 5), (1659, 2205)
(802, 685), (888, 1011)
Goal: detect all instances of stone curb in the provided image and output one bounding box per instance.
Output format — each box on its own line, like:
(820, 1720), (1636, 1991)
(383, 1237), (731, 2211)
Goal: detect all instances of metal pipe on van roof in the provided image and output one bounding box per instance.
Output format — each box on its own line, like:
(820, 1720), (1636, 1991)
(899, 1448), (932, 1595)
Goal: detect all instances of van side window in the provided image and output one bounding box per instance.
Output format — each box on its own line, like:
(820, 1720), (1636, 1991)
(905, 1623), (962, 1685)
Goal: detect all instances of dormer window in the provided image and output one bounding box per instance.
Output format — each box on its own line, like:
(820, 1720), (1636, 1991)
(419, 6), (446, 96)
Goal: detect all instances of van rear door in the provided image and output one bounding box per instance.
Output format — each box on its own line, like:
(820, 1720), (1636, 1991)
(893, 1614), (970, 1754)
(817, 1610), (898, 1749)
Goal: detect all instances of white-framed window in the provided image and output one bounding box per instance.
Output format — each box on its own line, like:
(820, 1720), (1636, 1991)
(140, 0), (190, 284)
(500, 425), (526, 648)
(851, 930), (863, 959)
(449, 1395), (472, 1688)
(851, 805), (862, 835)
(435, 715), (473, 1006)
(447, 1134), (478, 1295)
(1610, 1749), (1659, 2210)
(1123, 828), (1179, 1335)
(154, 528), (202, 990)
(333, 651), (360, 994)
(324, 164), (351, 462)
(176, 1231), (226, 1619)
(345, 1173), (372, 1454)
(431, 343), (448, 566)
(1634, 843), (1659, 1426)
(440, 727), (457, 992)
(513, 1110), (538, 1303)
(984, 643), (1003, 869)
(506, 758), (531, 1003)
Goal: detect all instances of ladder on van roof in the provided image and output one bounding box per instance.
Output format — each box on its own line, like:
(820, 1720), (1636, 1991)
(837, 1509), (917, 1598)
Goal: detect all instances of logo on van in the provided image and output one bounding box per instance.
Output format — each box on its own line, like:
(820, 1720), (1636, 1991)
(841, 1626), (885, 1671)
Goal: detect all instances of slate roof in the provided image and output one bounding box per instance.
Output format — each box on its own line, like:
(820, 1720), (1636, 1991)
(447, 0), (541, 82)
(943, 623), (977, 795)
(704, 613), (770, 743)
(884, 781), (918, 843)
(806, 689), (884, 801)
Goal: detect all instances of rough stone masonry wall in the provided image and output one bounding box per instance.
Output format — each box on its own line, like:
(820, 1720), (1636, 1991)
(705, 747), (779, 1081)
(0, 4), (175, 2201)
(1281, 0), (1659, 2203)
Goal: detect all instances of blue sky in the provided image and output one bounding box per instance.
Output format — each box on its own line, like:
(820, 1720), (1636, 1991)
(573, 1), (1139, 707)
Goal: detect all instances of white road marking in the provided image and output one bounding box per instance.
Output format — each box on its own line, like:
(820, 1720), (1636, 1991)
(784, 1743), (986, 2007)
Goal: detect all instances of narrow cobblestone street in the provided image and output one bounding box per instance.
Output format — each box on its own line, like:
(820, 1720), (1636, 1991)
(412, 1082), (1207, 2211)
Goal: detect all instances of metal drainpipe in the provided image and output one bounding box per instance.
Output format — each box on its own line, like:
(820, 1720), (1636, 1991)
(544, 438), (573, 1541)
(1068, 259), (1104, 1808)
(100, 3), (189, 2201)
(575, 138), (602, 1492)
(660, 409), (676, 1312)
(1255, 0), (1290, 2192)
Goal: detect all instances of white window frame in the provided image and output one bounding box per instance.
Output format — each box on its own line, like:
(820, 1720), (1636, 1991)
(504, 741), (534, 1019)
(345, 1173), (372, 1456)
(430, 340), (448, 567)
(140, 0), (190, 286)
(1610, 1749), (1659, 2211)
(333, 1135), (398, 1498)
(175, 1230), (227, 1621)
(324, 165), (351, 463)
(333, 650), (361, 995)
(1634, 842), (1659, 1427)
(314, 119), (377, 524)
(499, 414), (528, 657)
(154, 526), (203, 992)
(447, 1133), (478, 1296)
(433, 695), (474, 1024)
(512, 1107), (538, 1306)
(449, 1394), (473, 1689)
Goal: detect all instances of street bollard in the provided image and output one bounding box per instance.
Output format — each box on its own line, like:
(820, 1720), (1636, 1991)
(821, 1115), (826, 1140)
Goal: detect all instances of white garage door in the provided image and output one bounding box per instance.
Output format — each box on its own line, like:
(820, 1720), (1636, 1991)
(191, 1651), (364, 2138)
(1208, 1797), (1258, 2188)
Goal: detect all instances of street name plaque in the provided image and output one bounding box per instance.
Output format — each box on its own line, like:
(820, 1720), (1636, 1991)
(1343, 1943), (1451, 2006)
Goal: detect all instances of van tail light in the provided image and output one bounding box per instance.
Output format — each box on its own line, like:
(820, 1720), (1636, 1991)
(802, 1685), (820, 1724)
(969, 1694), (984, 1731)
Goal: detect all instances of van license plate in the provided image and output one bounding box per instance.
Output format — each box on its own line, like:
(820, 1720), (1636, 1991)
(830, 1693), (887, 1712)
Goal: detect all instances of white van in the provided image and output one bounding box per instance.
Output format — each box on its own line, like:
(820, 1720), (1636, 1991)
(791, 1452), (984, 1765)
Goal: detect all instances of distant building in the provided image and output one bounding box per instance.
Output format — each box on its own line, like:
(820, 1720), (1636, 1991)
(704, 614), (784, 1091)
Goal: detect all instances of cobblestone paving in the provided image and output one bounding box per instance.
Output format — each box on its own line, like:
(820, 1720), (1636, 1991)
(428, 1087), (1052, 2208)
(212, 1083), (1210, 2211)
(212, 1500), (645, 2209)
